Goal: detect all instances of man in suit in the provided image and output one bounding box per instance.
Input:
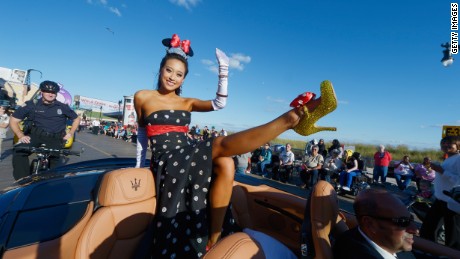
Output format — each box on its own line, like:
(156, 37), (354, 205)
(333, 188), (418, 259)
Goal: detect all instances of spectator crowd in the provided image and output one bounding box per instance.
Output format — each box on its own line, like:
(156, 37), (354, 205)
(83, 120), (230, 149)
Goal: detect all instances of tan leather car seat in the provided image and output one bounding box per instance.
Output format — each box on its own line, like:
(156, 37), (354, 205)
(75, 168), (156, 259)
(203, 232), (265, 259)
(310, 180), (347, 259)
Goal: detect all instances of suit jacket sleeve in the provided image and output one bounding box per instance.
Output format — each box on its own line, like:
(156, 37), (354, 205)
(333, 227), (384, 259)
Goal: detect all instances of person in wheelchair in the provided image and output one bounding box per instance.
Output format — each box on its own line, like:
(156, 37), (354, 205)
(338, 152), (362, 191)
(394, 155), (415, 191)
(258, 143), (273, 177)
(301, 145), (324, 188)
(274, 143), (295, 183)
(272, 143), (295, 183)
(414, 157), (436, 193)
(321, 148), (343, 184)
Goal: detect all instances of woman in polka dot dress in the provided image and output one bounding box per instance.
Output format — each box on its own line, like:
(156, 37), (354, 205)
(135, 34), (334, 258)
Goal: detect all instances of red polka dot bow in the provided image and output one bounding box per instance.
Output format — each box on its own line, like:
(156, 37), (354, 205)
(170, 34), (191, 54)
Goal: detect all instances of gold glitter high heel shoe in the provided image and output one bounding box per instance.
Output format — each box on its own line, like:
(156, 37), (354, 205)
(293, 80), (337, 136)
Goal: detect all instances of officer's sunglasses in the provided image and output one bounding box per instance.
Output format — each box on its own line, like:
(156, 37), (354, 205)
(364, 214), (414, 228)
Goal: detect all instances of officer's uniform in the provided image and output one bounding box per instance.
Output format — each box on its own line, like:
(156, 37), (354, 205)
(12, 99), (78, 180)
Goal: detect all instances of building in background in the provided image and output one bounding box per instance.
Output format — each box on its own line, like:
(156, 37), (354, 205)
(122, 95), (135, 126)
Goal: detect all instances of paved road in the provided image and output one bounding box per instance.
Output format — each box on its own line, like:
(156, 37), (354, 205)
(0, 130), (414, 214)
(0, 129), (148, 190)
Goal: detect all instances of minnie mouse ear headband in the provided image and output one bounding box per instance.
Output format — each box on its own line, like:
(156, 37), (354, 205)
(162, 33), (194, 59)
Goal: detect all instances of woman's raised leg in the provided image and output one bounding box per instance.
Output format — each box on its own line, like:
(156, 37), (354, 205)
(212, 97), (320, 159)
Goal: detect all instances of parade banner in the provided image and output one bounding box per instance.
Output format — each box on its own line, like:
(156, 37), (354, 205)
(75, 95), (121, 113)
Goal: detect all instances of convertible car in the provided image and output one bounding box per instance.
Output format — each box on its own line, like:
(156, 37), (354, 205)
(0, 158), (458, 258)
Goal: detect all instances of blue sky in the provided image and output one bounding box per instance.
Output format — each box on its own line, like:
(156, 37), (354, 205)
(1, 0), (458, 150)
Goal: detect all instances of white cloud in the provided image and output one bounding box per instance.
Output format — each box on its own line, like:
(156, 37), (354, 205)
(266, 96), (286, 103)
(201, 59), (217, 73)
(169, 0), (201, 10)
(201, 59), (214, 66)
(232, 53), (251, 63)
(229, 53), (251, 71)
(87, 0), (122, 17)
(86, 0), (107, 5)
(201, 53), (251, 74)
(109, 7), (122, 17)
(208, 66), (218, 74)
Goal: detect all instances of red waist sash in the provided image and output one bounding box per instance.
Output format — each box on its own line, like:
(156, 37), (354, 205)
(146, 125), (189, 137)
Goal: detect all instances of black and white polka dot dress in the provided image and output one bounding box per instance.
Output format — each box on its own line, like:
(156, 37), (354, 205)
(146, 110), (212, 258)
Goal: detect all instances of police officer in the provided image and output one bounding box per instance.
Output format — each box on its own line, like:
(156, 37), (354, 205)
(10, 80), (80, 180)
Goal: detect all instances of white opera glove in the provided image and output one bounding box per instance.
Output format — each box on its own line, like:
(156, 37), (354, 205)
(135, 127), (148, 168)
(212, 48), (229, 110)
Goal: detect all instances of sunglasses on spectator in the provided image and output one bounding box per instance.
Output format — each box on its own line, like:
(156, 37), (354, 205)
(364, 214), (414, 228)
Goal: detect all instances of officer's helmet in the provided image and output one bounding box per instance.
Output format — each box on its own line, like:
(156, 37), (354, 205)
(39, 81), (60, 94)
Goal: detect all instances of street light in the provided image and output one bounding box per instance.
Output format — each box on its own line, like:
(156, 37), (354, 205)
(99, 106), (102, 121)
(441, 42), (454, 67)
(118, 100), (122, 122)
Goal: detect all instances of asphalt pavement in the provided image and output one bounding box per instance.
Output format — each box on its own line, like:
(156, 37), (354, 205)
(0, 129), (144, 190)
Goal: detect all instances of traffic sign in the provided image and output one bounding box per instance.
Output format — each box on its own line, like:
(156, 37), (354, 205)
(442, 125), (460, 138)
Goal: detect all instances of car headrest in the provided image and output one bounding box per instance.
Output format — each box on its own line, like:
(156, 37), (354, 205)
(98, 168), (155, 206)
(310, 180), (339, 259)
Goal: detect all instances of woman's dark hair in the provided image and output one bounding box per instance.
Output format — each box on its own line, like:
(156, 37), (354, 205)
(352, 152), (361, 160)
(332, 139), (340, 146)
(328, 139), (341, 153)
(156, 53), (189, 96)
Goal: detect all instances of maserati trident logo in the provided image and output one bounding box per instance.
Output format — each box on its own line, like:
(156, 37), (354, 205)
(131, 178), (141, 191)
